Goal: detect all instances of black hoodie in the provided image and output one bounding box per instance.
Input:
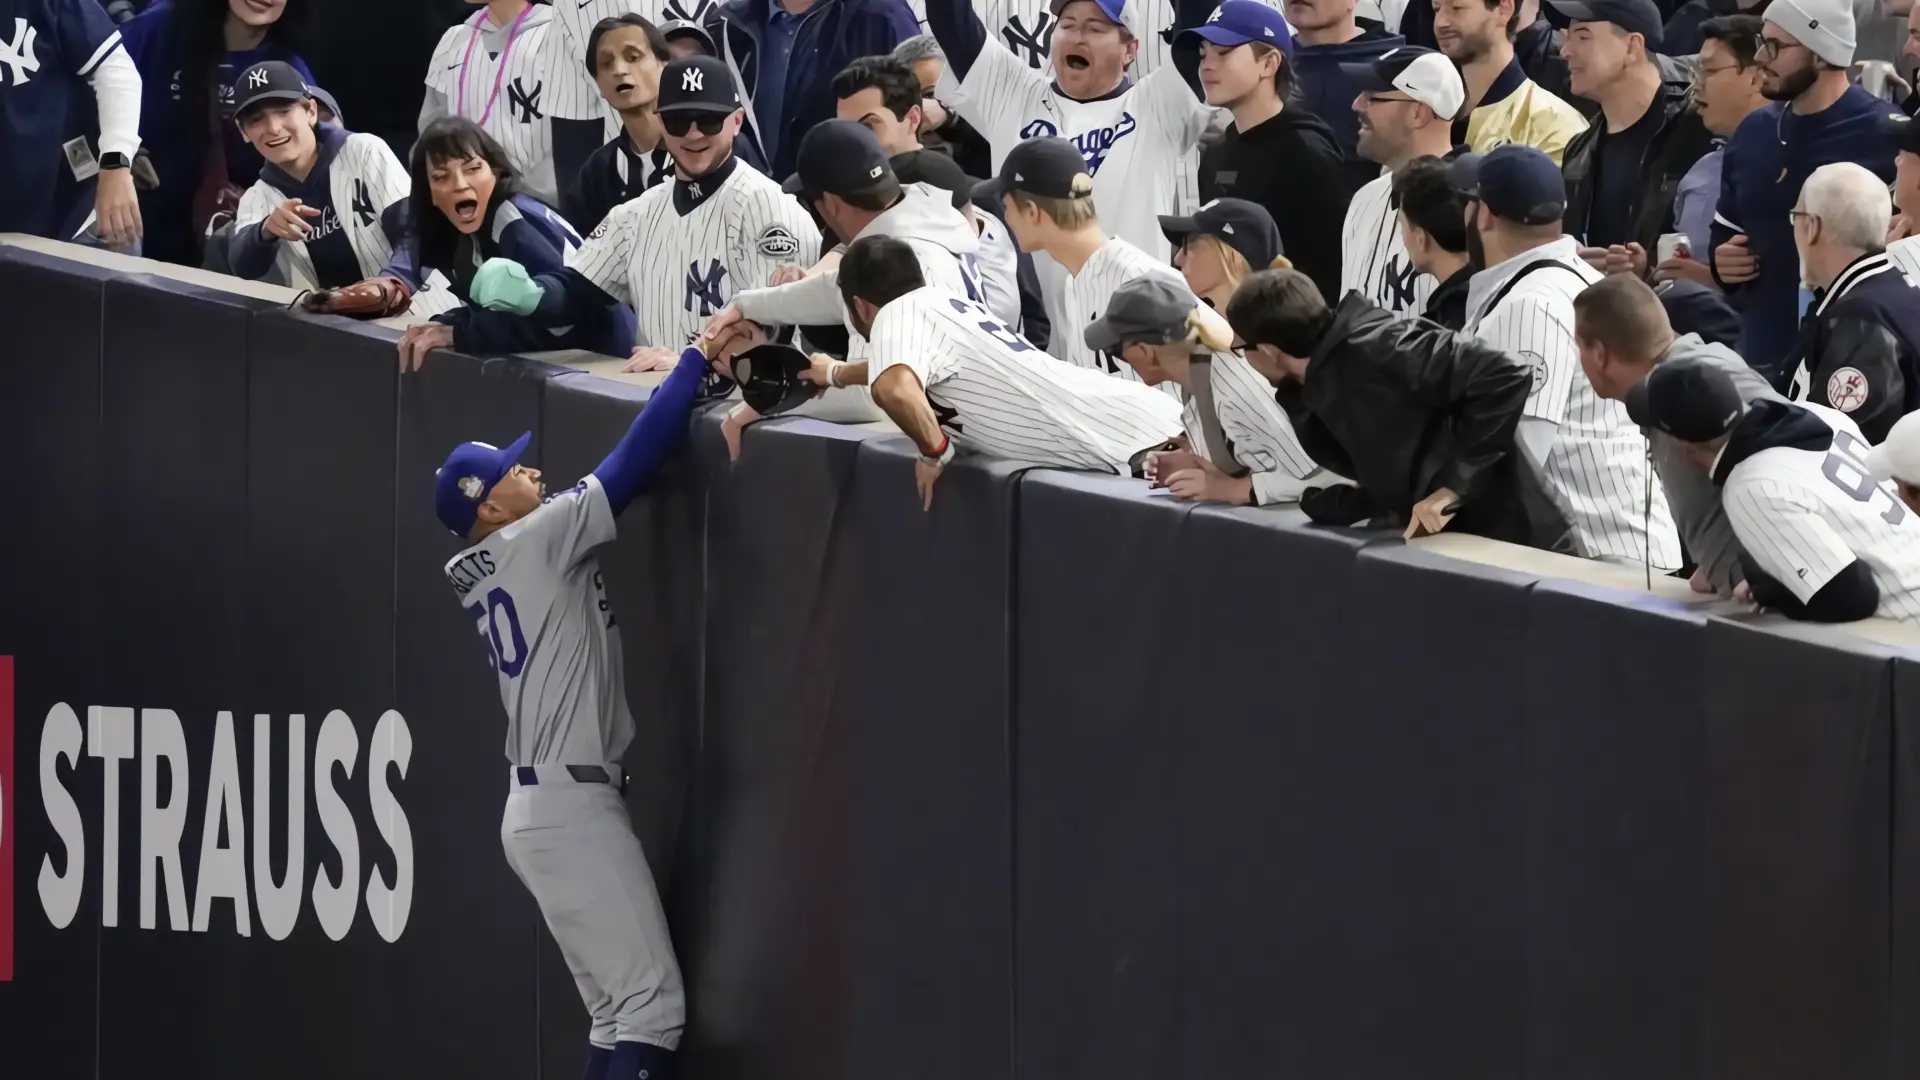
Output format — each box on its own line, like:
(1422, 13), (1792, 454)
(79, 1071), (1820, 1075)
(1711, 400), (1883, 621)
(1199, 107), (1350, 304)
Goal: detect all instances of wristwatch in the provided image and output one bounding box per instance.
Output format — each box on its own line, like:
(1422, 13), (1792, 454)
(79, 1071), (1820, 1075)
(920, 435), (955, 468)
(100, 152), (131, 171)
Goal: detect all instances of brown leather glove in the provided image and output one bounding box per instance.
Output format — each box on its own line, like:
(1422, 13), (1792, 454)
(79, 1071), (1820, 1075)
(299, 276), (413, 319)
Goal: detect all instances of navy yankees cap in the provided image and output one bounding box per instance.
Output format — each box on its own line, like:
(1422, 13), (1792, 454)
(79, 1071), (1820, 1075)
(730, 343), (817, 415)
(658, 18), (716, 54)
(976, 137), (1094, 204)
(1545, 0), (1663, 44)
(233, 61), (311, 119)
(783, 120), (895, 200)
(1449, 145), (1566, 226)
(1160, 198), (1283, 273)
(891, 148), (977, 211)
(1178, 0), (1295, 57)
(1882, 109), (1920, 155)
(1624, 358), (1745, 443)
(308, 83), (345, 126)
(435, 432), (530, 538)
(658, 55), (740, 115)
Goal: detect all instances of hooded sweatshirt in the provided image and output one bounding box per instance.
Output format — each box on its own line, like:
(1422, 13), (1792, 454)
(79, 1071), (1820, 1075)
(1291, 27), (1407, 193)
(1198, 106), (1350, 303)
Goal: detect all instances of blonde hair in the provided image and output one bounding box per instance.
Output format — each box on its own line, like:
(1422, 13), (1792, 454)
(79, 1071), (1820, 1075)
(1185, 234), (1292, 304)
(1007, 190), (1100, 229)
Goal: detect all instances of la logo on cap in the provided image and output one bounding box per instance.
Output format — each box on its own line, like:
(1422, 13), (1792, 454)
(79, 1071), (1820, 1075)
(1206, 7), (1222, 20)
(682, 67), (704, 91)
(459, 476), (485, 499)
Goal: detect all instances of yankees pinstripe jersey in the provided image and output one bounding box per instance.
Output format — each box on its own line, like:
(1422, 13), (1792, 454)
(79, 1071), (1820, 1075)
(1341, 170), (1433, 317)
(1887, 234), (1920, 281)
(427, 4), (560, 204)
(870, 286), (1185, 470)
(565, 154), (820, 349)
(1182, 349), (1324, 504)
(1722, 409), (1920, 621)
(234, 127), (461, 318)
(1465, 236), (1682, 567)
(976, 211), (1023, 329)
(1055, 235), (1186, 397)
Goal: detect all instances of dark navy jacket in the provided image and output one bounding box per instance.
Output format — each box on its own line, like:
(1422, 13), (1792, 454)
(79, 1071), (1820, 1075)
(704, 0), (920, 178)
(0, 0), (120, 237)
(1784, 250), (1920, 444)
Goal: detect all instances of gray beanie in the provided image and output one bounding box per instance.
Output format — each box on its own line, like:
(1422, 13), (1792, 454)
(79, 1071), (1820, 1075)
(1769, 0), (1856, 68)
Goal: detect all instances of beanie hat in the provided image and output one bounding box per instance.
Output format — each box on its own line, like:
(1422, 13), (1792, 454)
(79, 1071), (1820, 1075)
(1768, 0), (1856, 68)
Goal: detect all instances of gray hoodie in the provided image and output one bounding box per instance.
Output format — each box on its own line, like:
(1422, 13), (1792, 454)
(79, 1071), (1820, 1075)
(1648, 333), (1783, 593)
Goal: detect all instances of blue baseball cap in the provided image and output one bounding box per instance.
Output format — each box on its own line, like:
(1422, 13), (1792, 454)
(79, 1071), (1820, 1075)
(1179, 0), (1295, 56)
(435, 431), (530, 538)
(1449, 144), (1566, 226)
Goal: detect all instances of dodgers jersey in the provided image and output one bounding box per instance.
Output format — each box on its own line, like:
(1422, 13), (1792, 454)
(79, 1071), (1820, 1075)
(446, 474), (633, 765)
(1341, 170), (1434, 317)
(235, 128), (460, 317)
(566, 155), (820, 350)
(427, 4), (560, 205)
(1466, 236), (1683, 568)
(1723, 412), (1920, 621)
(1055, 235), (1186, 398)
(870, 286), (1186, 470)
(1182, 349), (1323, 504)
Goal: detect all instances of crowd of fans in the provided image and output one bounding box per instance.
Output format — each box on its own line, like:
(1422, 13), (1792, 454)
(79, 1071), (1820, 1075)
(11, 0), (1920, 621)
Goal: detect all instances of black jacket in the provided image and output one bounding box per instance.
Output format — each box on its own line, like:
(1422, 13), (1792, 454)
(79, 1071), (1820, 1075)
(1198, 107), (1349, 304)
(1422, 264), (1474, 330)
(1277, 293), (1575, 551)
(1782, 250), (1920, 443)
(1561, 55), (1713, 257)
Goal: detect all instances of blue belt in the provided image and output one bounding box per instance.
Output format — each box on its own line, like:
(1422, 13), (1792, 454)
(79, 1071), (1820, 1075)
(515, 765), (613, 786)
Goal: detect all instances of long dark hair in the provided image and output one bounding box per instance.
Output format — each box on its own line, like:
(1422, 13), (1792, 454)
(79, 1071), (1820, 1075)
(163, 0), (312, 119)
(407, 117), (523, 274)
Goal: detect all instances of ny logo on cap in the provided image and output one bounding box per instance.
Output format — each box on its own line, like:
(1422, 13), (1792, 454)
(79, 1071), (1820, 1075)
(682, 67), (704, 92)
(459, 476), (485, 499)
(248, 68), (269, 88)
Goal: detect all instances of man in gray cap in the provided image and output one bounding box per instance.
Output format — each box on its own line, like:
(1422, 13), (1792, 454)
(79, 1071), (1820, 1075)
(1086, 275), (1335, 506)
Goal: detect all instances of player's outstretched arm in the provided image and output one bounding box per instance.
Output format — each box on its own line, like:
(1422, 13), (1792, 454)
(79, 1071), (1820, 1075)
(870, 365), (947, 455)
(591, 345), (712, 515)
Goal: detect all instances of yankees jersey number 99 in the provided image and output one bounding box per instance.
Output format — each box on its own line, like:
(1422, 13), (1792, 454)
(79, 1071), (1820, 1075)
(869, 285), (1185, 471)
(445, 474), (635, 765)
(567, 161), (821, 349)
(427, 5), (559, 204)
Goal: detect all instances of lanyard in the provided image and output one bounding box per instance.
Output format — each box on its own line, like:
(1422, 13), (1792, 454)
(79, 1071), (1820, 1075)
(457, 4), (533, 127)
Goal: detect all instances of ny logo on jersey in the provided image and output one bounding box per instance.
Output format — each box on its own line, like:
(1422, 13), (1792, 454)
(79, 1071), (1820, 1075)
(931, 399), (964, 435)
(508, 78), (543, 123)
(662, 0), (716, 22)
(681, 66), (704, 92)
(1383, 255), (1420, 310)
(1070, 112), (1138, 174)
(1000, 14), (1055, 68)
(684, 259), (728, 316)
(0, 18), (41, 86)
(351, 179), (376, 228)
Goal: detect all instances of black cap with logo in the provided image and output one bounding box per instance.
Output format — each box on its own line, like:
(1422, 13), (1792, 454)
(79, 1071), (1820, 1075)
(1449, 144), (1567, 226)
(974, 137), (1094, 204)
(1159, 198), (1283, 272)
(233, 60), (312, 118)
(1544, 0), (1664, 44)
(657, 55), (741, 115)
(781, 119), (895, 200)
(1624, 357), (1747, 442)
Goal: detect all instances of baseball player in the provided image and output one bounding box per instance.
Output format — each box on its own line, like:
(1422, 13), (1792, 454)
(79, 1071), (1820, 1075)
(1456, 145), (1683, 569)
(983, 136), (1185, 397)
(394, 118), (638, 371)
(228, 62), (459, 318)
(434, 343), (713, 1080)
(423, 0), (562, 205)
(464, 56), (819, 373)
(923, 0), (1215, 293)
(843, 234), (1186, 507)
(1628, 357), (1920, 622)
(1090, 274), (1331, 504)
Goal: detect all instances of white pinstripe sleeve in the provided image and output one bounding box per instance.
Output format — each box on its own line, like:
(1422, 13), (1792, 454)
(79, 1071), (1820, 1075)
(548, 0), (638, 120)
(425, 25), (463, 97)
(731, 187), (823, 291)
(952, 39), (1050, 147)
(357, 134), (412, 210)
(563, 199), (641, 305)
(1476, 293), (1576, 425)
(1137, 62), (1213, 152)
(869, 293), (959, 389)
(235, 182), (278, 231)
(1722, 473), (1858, 602)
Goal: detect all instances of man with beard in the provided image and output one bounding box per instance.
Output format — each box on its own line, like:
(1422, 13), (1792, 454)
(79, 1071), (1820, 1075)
(1340, 45), (1466, 314)
(1555, 0), (1711, 278)
(465, 56), (820, 370)
(1709, 0), (1896, 382)
(1186, 0), (1349, 300)
(1433, 0), (1587, 161)
(1283, 0), (1407, 189)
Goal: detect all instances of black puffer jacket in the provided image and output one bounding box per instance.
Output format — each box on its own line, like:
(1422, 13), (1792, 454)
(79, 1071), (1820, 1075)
(1561, 53), (1713, 258)
(1276, 293), (1576, 552)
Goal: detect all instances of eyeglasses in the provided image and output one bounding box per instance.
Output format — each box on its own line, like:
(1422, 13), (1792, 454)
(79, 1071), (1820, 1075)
(662, 113), (728, 137)
(1755, 36), (1804, 61)
(1692, 61), (1743, 84)
(1787, 208), (1818, 225)
(1360, 92), (1418, 106)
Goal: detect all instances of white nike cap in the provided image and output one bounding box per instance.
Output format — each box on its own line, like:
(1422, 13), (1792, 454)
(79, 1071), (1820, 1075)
(1865, 410), (1920, 485)
(1339, 46), (1466, 121)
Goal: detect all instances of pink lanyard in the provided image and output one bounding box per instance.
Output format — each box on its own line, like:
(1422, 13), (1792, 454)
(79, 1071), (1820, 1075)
(457, 4), (533, 126)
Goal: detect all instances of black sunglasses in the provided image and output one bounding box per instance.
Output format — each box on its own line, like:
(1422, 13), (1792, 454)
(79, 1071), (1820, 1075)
(662, 113), (728, 137)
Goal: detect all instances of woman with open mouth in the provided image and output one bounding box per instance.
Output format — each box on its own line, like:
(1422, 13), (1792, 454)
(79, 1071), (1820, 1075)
(117, 0), (314, 267)
(393, 117), (639, 373)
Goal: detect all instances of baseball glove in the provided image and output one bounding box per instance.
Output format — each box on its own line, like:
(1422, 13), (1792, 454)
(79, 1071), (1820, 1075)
(299, 276), (413, 319)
